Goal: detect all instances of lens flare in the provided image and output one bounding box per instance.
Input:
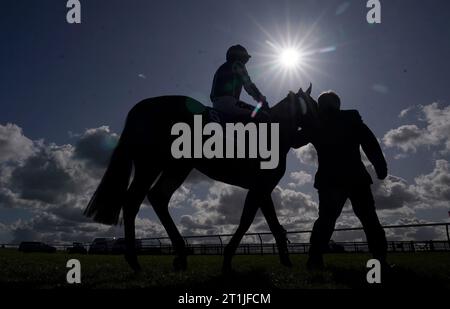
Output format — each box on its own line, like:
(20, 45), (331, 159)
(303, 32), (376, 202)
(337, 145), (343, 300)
(279, 48), (302, 69)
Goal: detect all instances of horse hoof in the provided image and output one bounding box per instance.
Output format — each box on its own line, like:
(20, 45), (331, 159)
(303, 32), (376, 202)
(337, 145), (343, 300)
(221, 262), (233, 274)
(276, 243), (292, 267)
(173, 255), (188, 272)
(306, 256), (324, 271)
(222, 266), (234, 275)
(124, 253), (142, 273)
(280, 256), (293, 268)
(222, 253), (233, 274)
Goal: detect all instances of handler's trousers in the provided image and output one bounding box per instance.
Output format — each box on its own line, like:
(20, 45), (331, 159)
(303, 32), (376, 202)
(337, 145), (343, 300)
(309, 185), (387, 261)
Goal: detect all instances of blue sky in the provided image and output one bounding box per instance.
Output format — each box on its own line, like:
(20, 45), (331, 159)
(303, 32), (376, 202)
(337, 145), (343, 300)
(0, 0), (449, 243)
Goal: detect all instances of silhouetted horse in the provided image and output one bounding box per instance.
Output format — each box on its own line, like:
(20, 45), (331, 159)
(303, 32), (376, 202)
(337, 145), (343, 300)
(84, 85), (316, 272)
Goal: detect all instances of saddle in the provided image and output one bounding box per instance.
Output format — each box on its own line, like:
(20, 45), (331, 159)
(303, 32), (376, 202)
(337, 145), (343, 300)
(183, 97), (270, 125)
(203, 105), (271, 126)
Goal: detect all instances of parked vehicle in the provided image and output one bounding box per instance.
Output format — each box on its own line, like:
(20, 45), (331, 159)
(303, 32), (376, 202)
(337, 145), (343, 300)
(18, 241), (57, 253)
(328, 240), (346, 253)
(67, 242), (87, 254)
(88, 238), (115, 254)
(111, 238), (142, 254)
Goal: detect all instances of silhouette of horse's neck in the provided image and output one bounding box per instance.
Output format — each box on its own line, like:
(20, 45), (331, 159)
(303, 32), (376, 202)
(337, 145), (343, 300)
(269, 93), (300, 123)
(268, 93), (302, 149)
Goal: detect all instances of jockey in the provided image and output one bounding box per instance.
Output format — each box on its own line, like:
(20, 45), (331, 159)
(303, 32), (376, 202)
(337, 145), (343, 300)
(210, 45), (268, 118)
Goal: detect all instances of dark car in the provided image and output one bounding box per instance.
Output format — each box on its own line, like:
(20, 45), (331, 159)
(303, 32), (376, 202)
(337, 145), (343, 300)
(328, 240), (346, 253)
(88, 238), (115, 254)
(67, 242), (87, 254)
(111, 238), (142, 254)
(18, 241), (57, 253)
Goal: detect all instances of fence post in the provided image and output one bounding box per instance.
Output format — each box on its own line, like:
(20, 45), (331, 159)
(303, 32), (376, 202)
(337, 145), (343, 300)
(183, 237), (189, 254)
(157, 238), (162, 254)
(446, 224), (450, 247)
(258, 234), (263, 255)
(218, 236), (223, 255)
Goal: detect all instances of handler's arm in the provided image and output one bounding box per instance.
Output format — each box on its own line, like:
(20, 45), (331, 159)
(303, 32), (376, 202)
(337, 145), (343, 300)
(360, 122), (388, 180)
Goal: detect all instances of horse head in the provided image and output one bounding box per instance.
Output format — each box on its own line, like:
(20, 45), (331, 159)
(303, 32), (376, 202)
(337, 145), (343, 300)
(270, 83), (319, 128)
(296, 83), (319, 128)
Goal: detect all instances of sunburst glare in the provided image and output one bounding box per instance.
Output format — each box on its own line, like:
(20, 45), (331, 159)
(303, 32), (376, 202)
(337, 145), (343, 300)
(279, 48), (304, 69)
(247, 19), (336, 98)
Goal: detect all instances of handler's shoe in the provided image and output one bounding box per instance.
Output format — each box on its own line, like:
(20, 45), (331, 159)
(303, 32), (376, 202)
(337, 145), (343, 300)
(124, 252), (142, 274)
(306, 255), (324, 271)
(222, 247), (234, 273)
(173, 249), (188, 271)
(275, 238), (293, 268)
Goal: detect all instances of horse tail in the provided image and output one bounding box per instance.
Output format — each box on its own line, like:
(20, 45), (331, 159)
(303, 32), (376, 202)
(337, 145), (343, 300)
(84, 117), (133, 225)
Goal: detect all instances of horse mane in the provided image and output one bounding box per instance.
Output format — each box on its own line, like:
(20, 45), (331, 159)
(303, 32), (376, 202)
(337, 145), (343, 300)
(269, 92), (301, 124)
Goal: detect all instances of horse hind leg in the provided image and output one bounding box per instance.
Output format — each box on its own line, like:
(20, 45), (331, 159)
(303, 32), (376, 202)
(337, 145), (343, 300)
(148, 166), (192, 271)
(123, 160), (162, 273)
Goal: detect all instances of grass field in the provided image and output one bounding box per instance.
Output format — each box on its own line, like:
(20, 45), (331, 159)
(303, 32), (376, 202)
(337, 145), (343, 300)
(0, 249), (449, 289)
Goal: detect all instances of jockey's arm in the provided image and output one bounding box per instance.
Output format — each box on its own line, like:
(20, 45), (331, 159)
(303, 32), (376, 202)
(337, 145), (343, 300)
(233, 62), (267, 105)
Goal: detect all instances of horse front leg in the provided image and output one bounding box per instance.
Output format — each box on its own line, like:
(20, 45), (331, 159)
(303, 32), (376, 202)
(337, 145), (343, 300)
(223, 190), (260, 273)
(260, 195), (292, 268)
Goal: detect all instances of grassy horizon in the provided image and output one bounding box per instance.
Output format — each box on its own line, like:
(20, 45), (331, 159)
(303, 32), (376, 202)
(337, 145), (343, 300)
(0, 249), (449, 289)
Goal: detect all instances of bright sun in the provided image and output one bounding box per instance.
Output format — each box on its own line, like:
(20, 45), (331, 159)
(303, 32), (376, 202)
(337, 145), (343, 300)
(250, 21), (337, 96)
(279, 48), (303, 69)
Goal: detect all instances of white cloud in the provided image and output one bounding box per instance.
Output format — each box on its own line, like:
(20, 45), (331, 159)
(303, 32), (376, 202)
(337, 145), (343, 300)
(0, 124), (142, 242)
(9, 144), (88, 205)
(169, 185), (195, 209)
(368, 161), (450, 211)
(399, 106), (415, 118)
(178, 180), (319, 242)
(384, 103), (450, 154)
(383, 124), (426, 152)
(288, 171), (312, 188)
(293, 143), (317, 166)
(74, 126), (119, 170)
(0, 123), (35, 163)
(0, 120), (448, 244)
(413, 159), (450, 207)
(422, 103), (450, 153)
(371, 173), (419, 210)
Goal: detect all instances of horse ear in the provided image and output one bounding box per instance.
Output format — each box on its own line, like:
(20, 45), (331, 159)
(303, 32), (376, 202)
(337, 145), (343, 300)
(306, 83), (312, 96)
